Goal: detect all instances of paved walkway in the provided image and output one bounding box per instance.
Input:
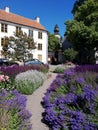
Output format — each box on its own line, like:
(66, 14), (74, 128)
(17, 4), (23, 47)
(26, 73), (57, 130)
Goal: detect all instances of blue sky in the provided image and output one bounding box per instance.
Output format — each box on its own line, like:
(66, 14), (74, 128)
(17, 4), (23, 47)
(0, 0), (76, 37)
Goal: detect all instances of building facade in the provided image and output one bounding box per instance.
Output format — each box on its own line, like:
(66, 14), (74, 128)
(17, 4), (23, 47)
(0, 7), (48, 63)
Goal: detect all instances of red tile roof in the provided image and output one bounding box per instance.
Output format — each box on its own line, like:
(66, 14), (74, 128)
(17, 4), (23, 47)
(0, 9), (47, 31)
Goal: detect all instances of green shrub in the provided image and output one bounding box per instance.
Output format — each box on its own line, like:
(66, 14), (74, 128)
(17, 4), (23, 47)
(0, 105), (20, 130)
(9, 110), (20, 130)
(53, 67), (65, 73)
(0, 106), (9, 130)
(15, 70), (46, 94)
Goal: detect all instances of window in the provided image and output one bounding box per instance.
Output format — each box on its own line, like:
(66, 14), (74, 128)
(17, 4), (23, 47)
(1, 23), (8, 33)
(1, 38), (5, 46)
(29, 30), (33, 37)
(38, 31), (42, 39)
(1, 38), (7, 47)
(28, 53), (33, 59)
(16, 26), (21, 33)
(1, 37), (9, 47)
(38, 43), (42, 50)
(38, 54), (42, 61)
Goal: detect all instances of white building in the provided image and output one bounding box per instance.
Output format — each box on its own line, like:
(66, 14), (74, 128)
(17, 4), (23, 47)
(0, 7), (48, 63)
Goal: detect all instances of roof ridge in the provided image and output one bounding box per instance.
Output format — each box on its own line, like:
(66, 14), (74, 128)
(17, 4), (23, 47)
(1, 9), (36, 22)
(0, 9), (47, 31)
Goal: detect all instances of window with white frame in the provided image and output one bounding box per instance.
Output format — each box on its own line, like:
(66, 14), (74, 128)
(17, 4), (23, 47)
(1, 38), (5, 46)
(38, 54), (42, 61)
(16, 26), (21, 33)
(1, 23), (8, 33)
(29, 30), (33, 37)
(38, 43), (42, 50)
(38, 31), (42, 39)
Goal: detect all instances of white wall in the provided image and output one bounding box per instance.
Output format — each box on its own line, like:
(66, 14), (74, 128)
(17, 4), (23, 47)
(0, 21), (48, 63)
(32, 29), (48, 63)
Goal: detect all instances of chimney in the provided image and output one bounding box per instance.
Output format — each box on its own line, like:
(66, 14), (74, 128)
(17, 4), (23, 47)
(5, 6), (10, 13)
(35, 17), (40, 23)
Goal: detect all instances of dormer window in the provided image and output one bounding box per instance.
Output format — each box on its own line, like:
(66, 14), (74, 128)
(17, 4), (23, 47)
(1, 23), (8, 33)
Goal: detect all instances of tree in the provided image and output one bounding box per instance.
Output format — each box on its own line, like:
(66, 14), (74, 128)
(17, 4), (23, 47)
(63, 48), (78, 62)
(48, 32), (60, 64)
(2, 31), (36, 62)
(65, 0), (98, 64)
(72, 0), (85, 14)
(48, 32), (60, 51)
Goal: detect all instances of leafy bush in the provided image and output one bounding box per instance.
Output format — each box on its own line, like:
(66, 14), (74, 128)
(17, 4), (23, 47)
(53, 67), (65, 73)
(0, 89), (32, 130)
(42, 68), (98, 130)
(63, 48), (78, 62)
(0, 105), (9, 130)
(15, 70), (46, 94)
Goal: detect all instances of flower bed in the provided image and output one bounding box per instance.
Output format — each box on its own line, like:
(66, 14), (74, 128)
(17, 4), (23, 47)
(0, 89), (32, 130)
(0, 64), (49, 79)
(0, 64), (49, 129)
(43, 67), (98, 130)
(74, 64), (98, 73)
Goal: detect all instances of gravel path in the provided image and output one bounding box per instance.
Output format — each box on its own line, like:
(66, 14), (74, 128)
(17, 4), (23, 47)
(26, 73), (57, 130)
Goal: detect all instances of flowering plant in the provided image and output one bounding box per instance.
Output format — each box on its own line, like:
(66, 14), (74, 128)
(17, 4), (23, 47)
(0, 64), (49, 79)
(0, 74), (9, 82)
(0, 74), (15, 91)
(0, 89), (32, 130)
(0, 75), (9, 90)
(43, 68), (98, 130)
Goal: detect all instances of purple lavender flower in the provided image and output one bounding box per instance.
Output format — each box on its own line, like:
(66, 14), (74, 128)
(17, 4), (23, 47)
(43, 67), (98, 130)
(0, 89), (32, 129)
(45, 107), (57, 124)
(70, 86), (76, 92)
(18, 109), (32, 119)
(74, 64), (98, 73)
(0, 64), (49, 78)
(76, 77), (85, 84)
(69, 111), (85, 130)
(53, 96), (65, 110)
(64, 69), (75, 77)
(88, 103), (95, 114)
(83, 85), (97, 101)
(65, 93), (77, 104)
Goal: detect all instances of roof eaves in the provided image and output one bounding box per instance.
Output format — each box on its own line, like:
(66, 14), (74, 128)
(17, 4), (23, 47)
(0, 9), (47, 31)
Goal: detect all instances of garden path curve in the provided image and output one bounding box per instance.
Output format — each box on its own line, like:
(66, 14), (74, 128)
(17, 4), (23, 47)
(26, 72), (57, 130)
